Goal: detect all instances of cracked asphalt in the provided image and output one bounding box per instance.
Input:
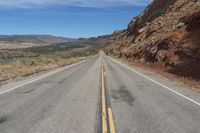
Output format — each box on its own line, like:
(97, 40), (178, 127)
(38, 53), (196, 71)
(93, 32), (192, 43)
(0, 53), (200, 133)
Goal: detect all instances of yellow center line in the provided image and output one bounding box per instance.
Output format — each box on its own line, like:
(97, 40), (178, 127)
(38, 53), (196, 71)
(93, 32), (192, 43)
(108, 108), (116, 133)
(101, 65), (116, 133)
(102, 66), (107, 133)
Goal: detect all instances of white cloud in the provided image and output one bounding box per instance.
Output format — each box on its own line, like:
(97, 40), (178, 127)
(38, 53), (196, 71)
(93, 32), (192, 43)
(0, 0), (151, 9)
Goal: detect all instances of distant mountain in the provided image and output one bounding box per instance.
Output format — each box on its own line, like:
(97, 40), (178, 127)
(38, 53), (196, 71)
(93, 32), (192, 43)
(78, 34), (114, 44)
(0, 35), (77, 49)
(0, 35), (77, 44)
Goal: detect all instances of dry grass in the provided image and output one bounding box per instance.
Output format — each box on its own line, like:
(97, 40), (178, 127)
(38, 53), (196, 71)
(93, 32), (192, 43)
(0, 42), (105, 85)
(0, 56), (89, 85)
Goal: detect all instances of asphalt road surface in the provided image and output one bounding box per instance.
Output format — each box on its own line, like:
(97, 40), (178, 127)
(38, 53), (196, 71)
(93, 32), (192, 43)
(0, 53), (200, 133)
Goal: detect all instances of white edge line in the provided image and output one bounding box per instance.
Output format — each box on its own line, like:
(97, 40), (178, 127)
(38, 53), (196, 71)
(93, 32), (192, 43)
(107, 56), (200, 107)
(0, 59), (88, 95)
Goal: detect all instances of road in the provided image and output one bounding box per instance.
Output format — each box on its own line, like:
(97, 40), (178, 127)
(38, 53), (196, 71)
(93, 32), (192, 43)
(0, 53), (200, 133)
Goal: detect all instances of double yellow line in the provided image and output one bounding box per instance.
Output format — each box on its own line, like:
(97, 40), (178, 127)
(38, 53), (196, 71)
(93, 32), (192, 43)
(101, 66), (116, 133)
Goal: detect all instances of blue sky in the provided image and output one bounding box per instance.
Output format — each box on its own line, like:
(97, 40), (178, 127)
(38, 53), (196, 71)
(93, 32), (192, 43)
(0, 0), (151, 38)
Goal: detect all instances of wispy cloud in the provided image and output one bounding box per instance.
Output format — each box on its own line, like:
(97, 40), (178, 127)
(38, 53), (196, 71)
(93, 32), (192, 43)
(0, 0), (151, 9)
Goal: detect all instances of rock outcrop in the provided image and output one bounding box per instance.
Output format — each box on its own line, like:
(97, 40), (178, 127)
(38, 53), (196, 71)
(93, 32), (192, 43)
(105, 0), (200, 81)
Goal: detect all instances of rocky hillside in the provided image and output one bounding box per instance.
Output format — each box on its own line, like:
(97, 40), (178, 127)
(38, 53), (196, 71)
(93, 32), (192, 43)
(105, 0), (200, 82)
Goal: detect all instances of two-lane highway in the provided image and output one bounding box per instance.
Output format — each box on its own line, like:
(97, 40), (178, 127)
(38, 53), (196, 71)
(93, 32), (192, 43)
(0, 53), (200, 133)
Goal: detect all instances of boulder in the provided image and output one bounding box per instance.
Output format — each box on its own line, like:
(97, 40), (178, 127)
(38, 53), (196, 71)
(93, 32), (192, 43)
(156, 50), (171, 62)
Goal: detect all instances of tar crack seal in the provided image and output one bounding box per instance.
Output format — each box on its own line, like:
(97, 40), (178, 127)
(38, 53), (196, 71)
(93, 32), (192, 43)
(111, 85), (134, 106)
